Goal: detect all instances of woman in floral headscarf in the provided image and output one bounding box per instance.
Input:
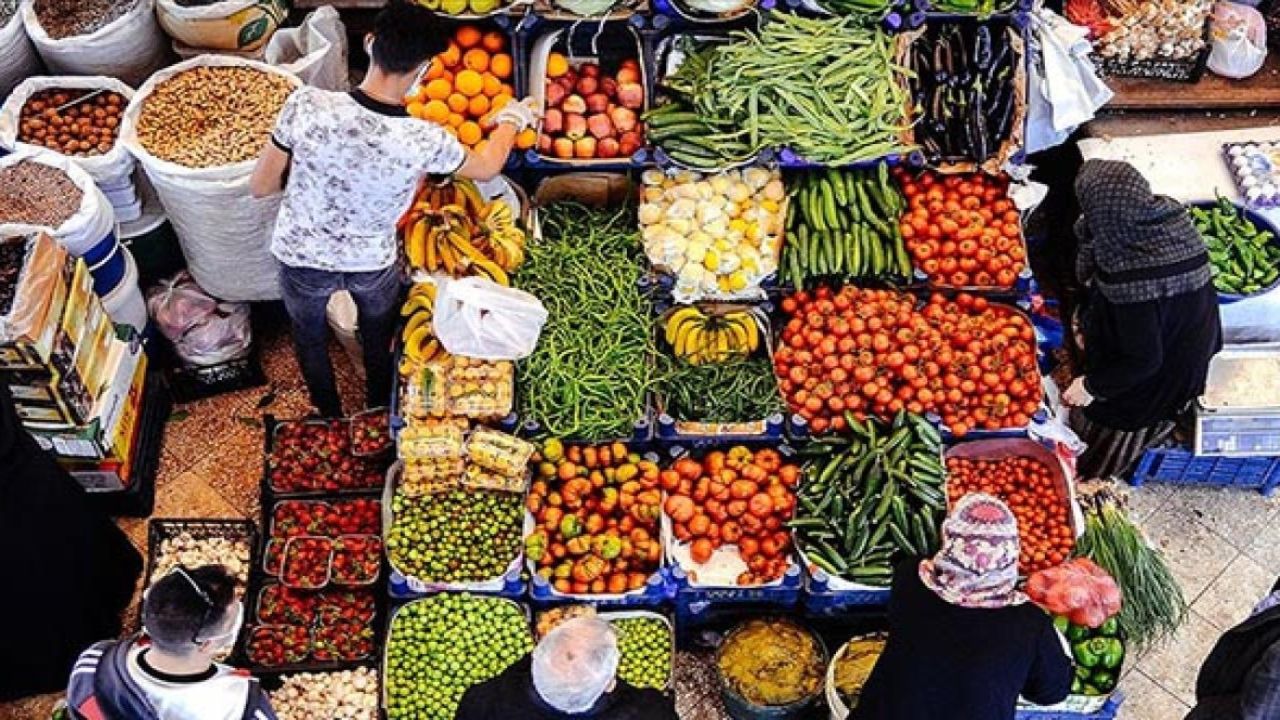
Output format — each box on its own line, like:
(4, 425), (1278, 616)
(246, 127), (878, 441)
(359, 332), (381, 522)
(851, 494), (1072, 720)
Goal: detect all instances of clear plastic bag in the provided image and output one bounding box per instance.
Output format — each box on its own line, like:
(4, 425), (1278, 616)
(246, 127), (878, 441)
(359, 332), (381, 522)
(146, 271), (252, 366)
(1208, 3), (1268, 79)
(433, 276), (547, 361)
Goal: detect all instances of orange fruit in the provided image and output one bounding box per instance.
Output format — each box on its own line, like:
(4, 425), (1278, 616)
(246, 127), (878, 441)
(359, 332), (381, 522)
(489, 53), (512, 80)
(455, 69), (483, 97)
(458, 121), (483, 146)
(424, 78), (452, 101)
(546, 52), (569, 78)
(406, 100), (425, 118)
(481, 73), (502, 97)
(423, 99), (450, 124)
(481, 31), (505, 53)
(447, 112), (466, 128)
(462, 48), (490, 73)
(515, 127), (537, 150)
(490, 92), (513, 112)
(441, 42), (462, 68)
(467, 94), (490, 117)
(500, 83), (515, 97)
(441, 69), (455, 83)
(424, 59), (445, 81)
(455, 25), (482, 49)
(447, 93), (469, 113)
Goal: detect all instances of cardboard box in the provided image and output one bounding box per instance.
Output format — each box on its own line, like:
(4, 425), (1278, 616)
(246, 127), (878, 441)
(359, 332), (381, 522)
(28, 334), (146, 461)
(0, 236), (72, 370)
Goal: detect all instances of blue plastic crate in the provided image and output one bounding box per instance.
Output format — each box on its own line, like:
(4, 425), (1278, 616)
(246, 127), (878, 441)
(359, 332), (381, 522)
(802, 570), (891, 615)
(1016, 694), (1122, 720)
(387, 568), (527, 601)
(1131, 447), (1280, 496)
(670, 564), (803, 627)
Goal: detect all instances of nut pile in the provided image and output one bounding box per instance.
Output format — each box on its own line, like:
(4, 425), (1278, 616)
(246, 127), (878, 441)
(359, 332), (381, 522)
(19, 89), (125, 157)
(135, 66), (294, 168)
(0, 161), (82, 228)
(1096, 0), (1212, 61)
(269, 668), (379, 720)
(33, 0), (136, 39)
(149, 530), (253, 587)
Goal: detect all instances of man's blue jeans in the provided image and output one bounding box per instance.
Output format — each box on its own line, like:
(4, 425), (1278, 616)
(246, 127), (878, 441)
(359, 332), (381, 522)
(278, 263), (401, 417)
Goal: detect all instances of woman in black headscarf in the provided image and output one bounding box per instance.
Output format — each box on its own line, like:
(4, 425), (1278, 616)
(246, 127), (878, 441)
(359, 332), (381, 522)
(0, 382), (142, 700)
(1062, 159), (1222, 480)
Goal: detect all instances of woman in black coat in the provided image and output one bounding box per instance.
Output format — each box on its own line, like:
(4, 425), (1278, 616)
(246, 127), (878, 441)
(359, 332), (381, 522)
(851, 494), (1072, 720)
(1062, 159), (1223, 480)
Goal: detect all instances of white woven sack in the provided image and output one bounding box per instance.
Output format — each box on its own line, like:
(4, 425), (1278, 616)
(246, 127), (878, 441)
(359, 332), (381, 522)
(120, 56), (300, 303)
(0, 12), (41, 99)
(263, 6), (348, 91)
(0, 76), (136, 190)
(0, 149), (115, 255)
(21, 0), (169, 87)
(155, 0), (286, 52)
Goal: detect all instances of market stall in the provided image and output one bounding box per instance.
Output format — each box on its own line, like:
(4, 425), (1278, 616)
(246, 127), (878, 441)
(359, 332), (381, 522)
(9, 0), (1276, 717)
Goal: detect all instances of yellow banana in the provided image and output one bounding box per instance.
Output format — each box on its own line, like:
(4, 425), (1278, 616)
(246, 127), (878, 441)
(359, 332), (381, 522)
(400, 294), (432, 317)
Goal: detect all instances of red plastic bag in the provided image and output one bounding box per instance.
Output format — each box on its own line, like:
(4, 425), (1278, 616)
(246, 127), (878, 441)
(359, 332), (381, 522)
(1026, 557), (1122, 628)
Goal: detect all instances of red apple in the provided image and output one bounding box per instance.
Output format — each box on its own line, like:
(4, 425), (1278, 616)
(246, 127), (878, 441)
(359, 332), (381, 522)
(543, 108), (564, 134)
(552, 137), (574, 159)
(609, 106), (637, 133)
(538, 133), (553, 153)
(580, 63), (600, 78)
(576, 75), (599, 96)
(617, 83), (644, 110)
(601, 77), (618, 98)
(587, 113), (614, 140)
(586, 93), (609, 114)
(562, 94), (587, 115)
(545, 82), (567, 108)
(618, 130), (641, 156)
(555, 75), (574, 93)
(564, 113), (587, 140)
(573, 136), (597, 158)
(597, 137), (620, 159)
(616, 66), (641, 86)
(562, 68), (579, 88)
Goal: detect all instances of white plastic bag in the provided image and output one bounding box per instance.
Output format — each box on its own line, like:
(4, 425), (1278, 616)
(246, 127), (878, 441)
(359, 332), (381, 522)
(0, 12), (41, 100)
(1025, 9), (1113, 154)
(120, 55), (301, 302)
(21, 0), (169, 86)
(434, 276), (548, 361)
(0, 76), (136, 190)
(156, 0), (286, 52)
(1208, 3), (1267, 79)
(147, 271), (252, 366)
(0, 148), (115, 256)
(264, 6), (348, 91)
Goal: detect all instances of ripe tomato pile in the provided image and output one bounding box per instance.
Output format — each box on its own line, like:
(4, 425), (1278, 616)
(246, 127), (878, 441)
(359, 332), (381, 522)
(661, 447), (799, 586)
(775, 287), (1042, 436)
(894, 168), (1026, 289)
(946, 455), (1075, 573)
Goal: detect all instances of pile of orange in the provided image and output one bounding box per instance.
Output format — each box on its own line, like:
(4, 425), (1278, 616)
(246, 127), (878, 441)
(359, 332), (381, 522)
(406, 25), (535, 152)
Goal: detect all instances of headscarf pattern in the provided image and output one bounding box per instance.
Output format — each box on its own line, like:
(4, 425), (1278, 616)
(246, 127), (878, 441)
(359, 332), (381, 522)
(919, 493), (1027, 609)
(1074, 159), (1213, 304)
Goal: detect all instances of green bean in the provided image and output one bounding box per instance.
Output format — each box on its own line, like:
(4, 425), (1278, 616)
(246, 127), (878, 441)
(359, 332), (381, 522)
(514, 203), (657, 442)
(655, 355), (784, 424)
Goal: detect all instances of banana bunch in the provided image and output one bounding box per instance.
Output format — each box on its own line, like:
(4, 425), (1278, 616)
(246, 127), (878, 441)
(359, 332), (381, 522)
(401, 178), (526, 285)
(399, 282), (447, 375)
(664, 306), (760, 365)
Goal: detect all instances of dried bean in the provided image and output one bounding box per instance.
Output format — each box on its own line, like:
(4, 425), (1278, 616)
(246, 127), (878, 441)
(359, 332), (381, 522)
(135, 67), (295, 168)
(0, 161), (82, 228)
(33, 0), (136, 39)
(20, 89), (125, 157)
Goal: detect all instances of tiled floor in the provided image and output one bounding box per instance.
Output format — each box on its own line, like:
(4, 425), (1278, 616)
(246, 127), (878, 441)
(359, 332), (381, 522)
(1, 327), (1277, 720)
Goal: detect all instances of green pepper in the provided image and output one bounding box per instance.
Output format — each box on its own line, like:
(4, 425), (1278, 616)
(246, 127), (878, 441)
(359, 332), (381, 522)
(1075, 665), (1092, 681)
(1071, 677), (1084, 695)
(1091, 670), (1117, 693)
(1053, 616), (1069, 634)
(1067, 624), (1091, 643)
(1073, 641), (1099, 668)
(1082, 684), (1102, 697)
(1099, 618), (1119, 637)
(1099, 638), (1124, 670)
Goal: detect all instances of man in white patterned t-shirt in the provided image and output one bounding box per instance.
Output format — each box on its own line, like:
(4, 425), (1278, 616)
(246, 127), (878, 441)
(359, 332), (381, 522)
(250, 0), (534, 417)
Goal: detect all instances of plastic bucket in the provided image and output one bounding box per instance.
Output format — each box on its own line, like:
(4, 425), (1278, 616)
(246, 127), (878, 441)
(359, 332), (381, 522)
(716, 618), (828, 720)
(88, 235), (127, 295)
(101, 247), (147, 331)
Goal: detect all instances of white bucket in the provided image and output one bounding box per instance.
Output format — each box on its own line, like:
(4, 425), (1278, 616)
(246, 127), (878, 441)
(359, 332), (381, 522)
(101, 247), (147, 331)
